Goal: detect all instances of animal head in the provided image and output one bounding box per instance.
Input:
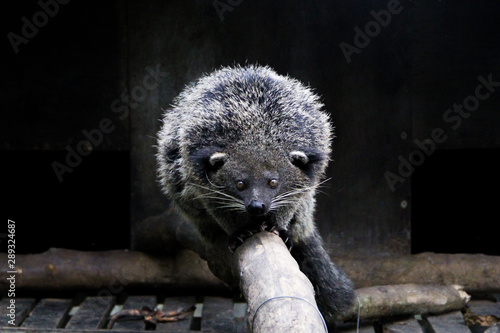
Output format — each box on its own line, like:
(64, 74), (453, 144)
(189, 146), (328, 219)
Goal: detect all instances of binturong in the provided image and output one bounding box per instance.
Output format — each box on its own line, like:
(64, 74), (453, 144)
(156, 65), (355, 324)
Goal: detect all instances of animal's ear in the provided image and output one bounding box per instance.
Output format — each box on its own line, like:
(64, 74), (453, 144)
(190, 147), (226, 177)
(209, 152), (227, 169)
(289, 151), (309, 167)
(289, 149), (326, 177)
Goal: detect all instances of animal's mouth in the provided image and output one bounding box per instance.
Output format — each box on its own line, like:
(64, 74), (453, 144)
(248, 214), (269, 224)
(227, 219), (292, 253)
(247, 211), (278, 229)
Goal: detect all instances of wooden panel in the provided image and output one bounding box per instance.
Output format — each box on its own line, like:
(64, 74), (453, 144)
(66, 296), (115, 330)
(200, 297), (235, 332)
(21, 299), (72, 329)
(110, 295), (157, 331)
(156, 296), (196, 331)
(0, 298), (36, 327)
(427, 311), (471, 333)
(383, 318), (423, 333)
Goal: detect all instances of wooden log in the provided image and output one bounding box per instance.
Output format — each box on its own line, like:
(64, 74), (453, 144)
(336, 252), (500, 294)
(338, 284), (470, 322)
(2, 248), (499, 296)
(0, 248), (227, 293)
(136, 212), (500, 294)
(233, 231), (327, 333)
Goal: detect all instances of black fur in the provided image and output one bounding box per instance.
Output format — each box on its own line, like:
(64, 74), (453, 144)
(291, 233), (355, 324)
(189, 146), (226, 181)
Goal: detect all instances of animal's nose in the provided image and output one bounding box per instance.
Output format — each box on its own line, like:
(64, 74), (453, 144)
(247, 200), (267, 216)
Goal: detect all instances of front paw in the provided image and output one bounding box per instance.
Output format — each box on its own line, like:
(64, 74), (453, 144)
(269, 225), (293, 251)
(228, 222), (267, 252)
(228, 222), (293, 252)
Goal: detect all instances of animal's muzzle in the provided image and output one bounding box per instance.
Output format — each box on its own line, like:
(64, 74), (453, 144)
(246, 200), (267, 216)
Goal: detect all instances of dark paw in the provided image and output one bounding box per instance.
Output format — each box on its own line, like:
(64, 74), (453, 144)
(228, 222), (293, 252)
(228, 222), (268, 252)
(268, 225), (293, 251)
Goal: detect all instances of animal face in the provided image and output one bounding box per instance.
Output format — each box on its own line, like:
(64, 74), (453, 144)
(190, 147), (325, 226)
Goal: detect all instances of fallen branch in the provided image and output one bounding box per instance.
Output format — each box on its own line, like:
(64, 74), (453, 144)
(335, 253), (500, 294)
(0, 248), (227, 293)
(338, 284), (470, 322)
(233, 231), (327, 332)
(2, 249), (499, 295)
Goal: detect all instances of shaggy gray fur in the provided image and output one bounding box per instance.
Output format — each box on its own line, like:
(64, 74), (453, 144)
(157, 65), (354, 324)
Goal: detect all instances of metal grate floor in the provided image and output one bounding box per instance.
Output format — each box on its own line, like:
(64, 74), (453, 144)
(0, 295), (247, 332)
(1, 295), (499, 332)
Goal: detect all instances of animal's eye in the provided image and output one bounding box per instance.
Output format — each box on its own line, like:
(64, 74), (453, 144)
(268, 178), (279, 188)
(235, 180), (246, 190)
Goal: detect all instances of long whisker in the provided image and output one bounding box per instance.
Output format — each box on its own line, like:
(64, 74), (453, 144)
(270, 178), (332, 210)
(215, 204), (247, 212)
(205, 172), (225, 188)
(190, 183), (244, 202)
(193, 194), (242, 203)
(189, 183), (246, 212)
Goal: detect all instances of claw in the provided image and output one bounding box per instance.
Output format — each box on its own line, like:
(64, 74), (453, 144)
(229, 221), (291, 252)
(228, 243), (236, 252)
(274, 229), (293, 252)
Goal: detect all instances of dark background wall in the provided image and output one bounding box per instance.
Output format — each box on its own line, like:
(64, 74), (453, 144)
(3, 0), (499, 256)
